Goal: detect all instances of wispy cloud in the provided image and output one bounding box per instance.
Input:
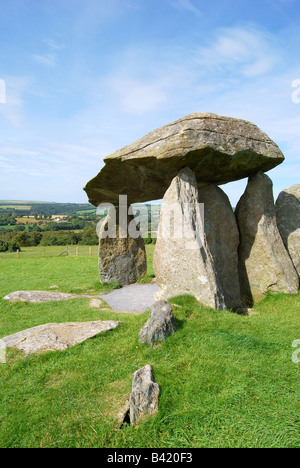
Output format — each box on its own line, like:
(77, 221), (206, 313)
(32, 52), (57, 67)
(45, 38), (66, 51)
(267, 0), (296, 12)
(125, 1), (142, 10)
(109, 76), (168, 115)
(169, 0), (202, 15)
(197, 25), (279, 77)
(0, 76), (33, 127)
(31, 37), (65, 68)
(1, 2), (299, 204)
(0, 139), (105, 201)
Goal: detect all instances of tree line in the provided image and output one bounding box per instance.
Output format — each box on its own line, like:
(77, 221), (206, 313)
(0, 202), (95, 217)
(0, 227), (99, 251)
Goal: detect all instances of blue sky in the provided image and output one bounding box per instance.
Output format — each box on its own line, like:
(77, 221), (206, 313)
(0, 0), (300, 205)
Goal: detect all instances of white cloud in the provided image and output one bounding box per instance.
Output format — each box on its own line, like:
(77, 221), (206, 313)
(197, 25), (279, 77)
(0, 76), (33, 127)
(31, 36), (66, 68)
(0, 146), (41, 158)
(45, 38), (66, 51)
(32, 53), (57, 67)
(0, 139), (106, 201)
(1, 17), (298, 203)
(109, 77), (169, 115)
(267, 0), (296, 11)
(125, 1), (142, 10)
(169, 0), (202, 15)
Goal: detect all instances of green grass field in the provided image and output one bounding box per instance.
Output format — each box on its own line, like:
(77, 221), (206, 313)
(0, 205), (32, 211)
(0, 245), (299, 448)
(0, 200), (50, 204)
(0, 245), (100, 259)
(0, 225), (21, 231)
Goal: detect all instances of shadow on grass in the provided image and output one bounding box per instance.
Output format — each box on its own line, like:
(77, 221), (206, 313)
(67, 281), (122, 295)
(174, 317), (186, 332)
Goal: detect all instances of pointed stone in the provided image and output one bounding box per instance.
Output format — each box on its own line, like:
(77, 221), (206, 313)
(236, 172), (299, 306)
(129, 365), (159, 426)
(153, 167), (225, 310)
(276, 184), (300, 278)
(138, 300), (177, 346)
(198, 185), (243, 311)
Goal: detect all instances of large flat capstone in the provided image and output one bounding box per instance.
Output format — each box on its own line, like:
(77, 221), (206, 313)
(84, 113), (284, 205)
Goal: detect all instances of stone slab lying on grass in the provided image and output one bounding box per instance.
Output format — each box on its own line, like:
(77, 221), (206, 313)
(3, 286), (160, 315)
(3, 291), (92, 303)
(2, 321), (119, 355)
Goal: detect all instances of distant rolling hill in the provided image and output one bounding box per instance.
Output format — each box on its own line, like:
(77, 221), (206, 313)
(0, 201), (95, 216)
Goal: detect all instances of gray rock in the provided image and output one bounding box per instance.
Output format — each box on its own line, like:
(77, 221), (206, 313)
(1, 321), (118, 355)
(198, 184), (243, 311)
(89, 298), (105, 309)
(153, 167), (226, 310)
(84, 113), (284, 206)
(129, 365), (160, 426)
(276, 184), (300, 278)
(100, 283), (159, 314)
(98, 206), (147, 286)
(116, 401), (130, 427)
(3, 291), (92, 303)
(0, 339), (6, 363)
(236, 172), (299, 306)
(139, 300), (177, 346)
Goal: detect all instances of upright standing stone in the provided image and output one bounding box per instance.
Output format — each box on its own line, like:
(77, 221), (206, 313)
(153, 167), (225, 310)
(236, 172), (299, 306)
(198, 185), (243, 311)
(276, 184), (300, 278)
(98, 205), (147, 286)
